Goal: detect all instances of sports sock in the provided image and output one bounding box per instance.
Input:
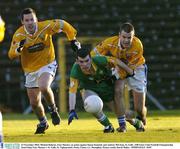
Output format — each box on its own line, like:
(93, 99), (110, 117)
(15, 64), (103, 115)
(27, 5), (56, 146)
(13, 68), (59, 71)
(39, 116), (47, 125)
(98, 114), (111, 127)
(118, 115), (126, 127)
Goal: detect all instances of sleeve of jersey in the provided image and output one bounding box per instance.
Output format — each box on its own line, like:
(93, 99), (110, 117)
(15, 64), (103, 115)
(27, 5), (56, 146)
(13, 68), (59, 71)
(61, 20), (77, 41)
(69, 77), (79, 94)
(106, 56), (118, 67)
(8, 33), (21, 59)
(48, 19), (76, 41)
(91, 39), (110, 56)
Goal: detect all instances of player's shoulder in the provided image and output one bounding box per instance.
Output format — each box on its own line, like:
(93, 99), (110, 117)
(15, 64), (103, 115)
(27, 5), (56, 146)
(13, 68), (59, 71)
(14, 25), (23, 33)
(39, 19), (60, 26)
(13, 26), (25, 38)
(99, 35), (119, 47)
(38, 20), (52, 27)
(71, 62), (78, 69)
(133, 36), (143, 48)
(92, 55), (106, 61)
(38, 19), (61, 31)
(92, 56), (107, 65)
(104, 35), (119, 43)
(70, 62), (81, 76)
(133, 36), (142, 44)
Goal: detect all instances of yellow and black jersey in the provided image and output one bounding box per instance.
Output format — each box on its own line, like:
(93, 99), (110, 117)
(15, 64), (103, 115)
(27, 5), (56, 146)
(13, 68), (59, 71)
(91, 35), (145, 70)
(8, 19), (77, 73)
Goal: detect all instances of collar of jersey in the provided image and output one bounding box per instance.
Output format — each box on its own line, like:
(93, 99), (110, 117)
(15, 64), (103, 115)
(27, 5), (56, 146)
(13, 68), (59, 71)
(91, 60), (97, 72)
(24, 23), (38, 36)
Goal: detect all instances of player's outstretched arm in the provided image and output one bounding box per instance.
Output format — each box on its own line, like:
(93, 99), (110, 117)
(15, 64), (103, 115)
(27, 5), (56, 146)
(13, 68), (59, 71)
(60, 20), (81, 52)
(68, 93), (78, 125)
(116, 58), (134, 75)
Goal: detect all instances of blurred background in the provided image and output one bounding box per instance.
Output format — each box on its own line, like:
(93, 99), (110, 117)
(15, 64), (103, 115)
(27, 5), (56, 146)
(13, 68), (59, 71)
(0, 0), (179, 113)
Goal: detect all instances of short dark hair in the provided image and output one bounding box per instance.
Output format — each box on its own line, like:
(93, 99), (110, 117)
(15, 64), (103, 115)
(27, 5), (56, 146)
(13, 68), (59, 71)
(20, 8), (36, 21)
(76, 48), (90, 58)
(120, 22), (134, 33)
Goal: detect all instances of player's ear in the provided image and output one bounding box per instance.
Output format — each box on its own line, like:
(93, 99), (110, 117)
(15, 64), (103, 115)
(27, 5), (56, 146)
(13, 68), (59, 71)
(35, 16), (38, 22)
(75, 57), (79, 64)
(133, 30), (135, 36)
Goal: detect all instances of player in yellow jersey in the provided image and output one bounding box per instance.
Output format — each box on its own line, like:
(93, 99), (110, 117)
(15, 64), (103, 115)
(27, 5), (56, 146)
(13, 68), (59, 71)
(8, 8), (81, 134)
(91, 22), (147, 132)
(0, 15), (5, 146)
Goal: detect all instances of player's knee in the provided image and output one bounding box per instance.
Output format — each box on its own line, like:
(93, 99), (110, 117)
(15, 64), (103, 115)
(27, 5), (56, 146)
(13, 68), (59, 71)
(30, 102), (38, 110)
(30, 100), (40, 110)
(136, 107), (144, 115)
(39, 85), (49, 93)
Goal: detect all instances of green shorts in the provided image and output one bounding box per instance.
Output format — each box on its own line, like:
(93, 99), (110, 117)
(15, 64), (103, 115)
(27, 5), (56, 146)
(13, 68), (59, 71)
(82, 81), (114, 102)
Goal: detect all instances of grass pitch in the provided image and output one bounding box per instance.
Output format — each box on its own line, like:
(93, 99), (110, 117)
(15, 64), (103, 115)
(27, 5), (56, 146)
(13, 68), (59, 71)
(3, 110), (180, 142)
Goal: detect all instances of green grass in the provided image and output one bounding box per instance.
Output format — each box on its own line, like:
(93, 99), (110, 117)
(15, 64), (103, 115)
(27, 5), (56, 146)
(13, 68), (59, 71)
(2, 110), (180, 142)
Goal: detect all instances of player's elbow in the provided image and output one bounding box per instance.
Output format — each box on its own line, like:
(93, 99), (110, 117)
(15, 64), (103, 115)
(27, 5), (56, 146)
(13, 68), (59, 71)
(8, 51), (16, 60)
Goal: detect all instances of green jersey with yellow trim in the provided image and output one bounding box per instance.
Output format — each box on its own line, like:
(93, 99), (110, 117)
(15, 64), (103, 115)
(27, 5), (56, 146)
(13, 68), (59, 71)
(70, 56), (114, 102)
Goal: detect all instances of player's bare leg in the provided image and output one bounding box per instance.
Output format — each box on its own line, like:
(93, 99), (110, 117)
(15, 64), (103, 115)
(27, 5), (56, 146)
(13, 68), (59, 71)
(0, 112), (3, 143)
(125, 110), (145, 132)
(38, 73), (60, 125)
(114, 80), (126, 132)
(27, 88), (49, 134)
(126, 92), (147, 132)
(93, 111), (114, 133)
(133, 91), (147, 125)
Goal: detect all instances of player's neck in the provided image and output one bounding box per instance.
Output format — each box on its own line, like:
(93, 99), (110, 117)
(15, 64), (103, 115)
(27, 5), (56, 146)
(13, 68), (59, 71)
(24, 25), (38, 35)
(82, 65), (95, 75)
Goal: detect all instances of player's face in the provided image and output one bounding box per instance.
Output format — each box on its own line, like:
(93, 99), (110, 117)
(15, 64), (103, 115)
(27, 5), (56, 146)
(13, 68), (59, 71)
(77, 55), (91, 71)
(21, 13), (37, 34)
(119, 30), (134, 49)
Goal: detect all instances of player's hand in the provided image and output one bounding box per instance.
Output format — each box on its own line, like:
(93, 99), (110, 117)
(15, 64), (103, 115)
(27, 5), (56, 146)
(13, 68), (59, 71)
(16, 39), (26, 53)
(70, 39), (81, 52)
(68, 109), (78, 125)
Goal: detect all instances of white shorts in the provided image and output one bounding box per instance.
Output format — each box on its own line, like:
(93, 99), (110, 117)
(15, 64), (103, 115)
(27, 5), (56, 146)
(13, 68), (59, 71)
(126, 64), (147, 93)
(25, 61), (58, 88)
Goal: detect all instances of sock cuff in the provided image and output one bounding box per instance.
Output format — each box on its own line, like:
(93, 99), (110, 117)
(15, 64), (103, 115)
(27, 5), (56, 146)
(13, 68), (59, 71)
(98, 114), (106, 122)
(39, 116), (47, 123)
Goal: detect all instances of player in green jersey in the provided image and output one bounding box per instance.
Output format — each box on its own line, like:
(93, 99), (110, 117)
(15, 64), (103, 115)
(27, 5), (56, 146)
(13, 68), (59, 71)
(68, 48), (134, 132)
